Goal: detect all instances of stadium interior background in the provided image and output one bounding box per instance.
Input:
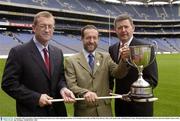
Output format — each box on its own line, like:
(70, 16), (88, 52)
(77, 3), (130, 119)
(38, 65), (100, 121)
(0, 0), (180, 117)
(0, 0), (180, 56)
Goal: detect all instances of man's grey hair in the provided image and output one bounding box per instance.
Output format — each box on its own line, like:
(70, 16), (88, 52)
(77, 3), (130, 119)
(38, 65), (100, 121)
(114, 14), (134, 28)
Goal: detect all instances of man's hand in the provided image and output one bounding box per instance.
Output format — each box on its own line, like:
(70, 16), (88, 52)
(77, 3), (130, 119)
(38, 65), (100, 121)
(83, 91), (98, 103)
(119, 44), (130, 61)
(39, 94), (53, 107)
(60, 87), (76, 103)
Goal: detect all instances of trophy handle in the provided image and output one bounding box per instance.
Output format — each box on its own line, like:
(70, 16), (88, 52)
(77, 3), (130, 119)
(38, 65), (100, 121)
(147, 41), (158, 67)
(126, 58), (136, 68)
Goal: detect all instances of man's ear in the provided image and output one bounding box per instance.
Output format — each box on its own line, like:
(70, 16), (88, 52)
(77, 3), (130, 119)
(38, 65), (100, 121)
(32, 25), (35, 33)
(132, 25), (135, 31)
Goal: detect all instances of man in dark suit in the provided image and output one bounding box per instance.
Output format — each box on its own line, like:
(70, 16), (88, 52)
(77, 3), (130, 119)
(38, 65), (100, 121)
(109, 14), (158, 116)
(1, 11), (75, 116)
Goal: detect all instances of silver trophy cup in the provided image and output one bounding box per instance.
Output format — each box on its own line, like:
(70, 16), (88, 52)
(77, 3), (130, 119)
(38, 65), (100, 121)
(127, 44), (157, 101)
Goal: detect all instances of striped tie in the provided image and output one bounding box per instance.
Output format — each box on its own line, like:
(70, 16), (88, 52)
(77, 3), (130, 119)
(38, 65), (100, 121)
(88, 54), (94, 70)
(43, 48), (50, 75)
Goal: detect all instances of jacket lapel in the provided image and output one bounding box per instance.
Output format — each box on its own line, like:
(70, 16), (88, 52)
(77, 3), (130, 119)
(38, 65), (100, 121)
(115, 42), (120, 63)
(48, 45), (55, 77)
(77, 52), (92, 74)
(93, 52), (102, 75)
(30, 40), (50, 79)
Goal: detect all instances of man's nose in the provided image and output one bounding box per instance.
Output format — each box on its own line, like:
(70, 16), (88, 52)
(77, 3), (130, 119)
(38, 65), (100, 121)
(44, 26), (51, 31)
(89, 38), (95, 42)
(122, 27), (126, 31)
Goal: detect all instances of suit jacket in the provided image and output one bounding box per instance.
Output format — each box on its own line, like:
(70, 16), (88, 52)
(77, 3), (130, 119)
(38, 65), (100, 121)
(1, 40), (67, 116)
(65, 51), (128, 116)
(109, 38), (158, 116)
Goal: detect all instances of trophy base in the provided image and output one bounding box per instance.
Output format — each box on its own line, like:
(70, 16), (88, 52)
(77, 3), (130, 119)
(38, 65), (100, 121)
(130, 86), (153, 99)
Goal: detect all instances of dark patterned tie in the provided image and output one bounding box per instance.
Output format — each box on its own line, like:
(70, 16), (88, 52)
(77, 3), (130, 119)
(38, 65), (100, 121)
(43, 48), (50, 75)
(88, 54), (94, 71)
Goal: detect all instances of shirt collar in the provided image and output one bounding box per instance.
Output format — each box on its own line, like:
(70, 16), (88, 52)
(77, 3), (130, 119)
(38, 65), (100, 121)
(33, 36), (49, 52)
(82, 48), (95, 60)
(120, 36), (133, 47)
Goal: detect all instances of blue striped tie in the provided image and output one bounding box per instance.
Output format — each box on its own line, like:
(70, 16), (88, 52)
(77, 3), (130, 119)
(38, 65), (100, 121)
(88, 54), (94, 70)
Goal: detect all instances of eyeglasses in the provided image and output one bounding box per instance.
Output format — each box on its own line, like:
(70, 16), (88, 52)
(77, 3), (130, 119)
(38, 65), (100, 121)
(38, 24), (55, 30)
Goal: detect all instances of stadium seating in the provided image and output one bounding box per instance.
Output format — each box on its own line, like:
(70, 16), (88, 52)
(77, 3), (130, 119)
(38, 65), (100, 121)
(2, 0), (180, 20)
(0, 0), (180, 55)
(0, 32), (20, 55)
(1, 30), (180, 54)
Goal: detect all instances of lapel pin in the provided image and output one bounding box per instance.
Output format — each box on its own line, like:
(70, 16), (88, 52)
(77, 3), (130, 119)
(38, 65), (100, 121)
(96, 61), (100, 66)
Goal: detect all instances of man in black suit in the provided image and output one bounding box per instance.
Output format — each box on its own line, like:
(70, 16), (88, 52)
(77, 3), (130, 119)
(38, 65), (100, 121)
(109, 14), (158, 116)
(1, 11), (75, 116)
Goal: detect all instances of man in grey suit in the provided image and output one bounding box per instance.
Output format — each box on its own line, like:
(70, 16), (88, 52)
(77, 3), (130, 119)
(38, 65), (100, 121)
(109, 14), (158, 116)
(1, 11), (75, 116)
(65, 25), (128, 116)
